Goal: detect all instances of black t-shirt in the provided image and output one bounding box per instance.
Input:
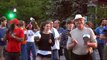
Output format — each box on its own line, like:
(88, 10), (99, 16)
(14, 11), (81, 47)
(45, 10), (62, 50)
(37, 32), (55, 51)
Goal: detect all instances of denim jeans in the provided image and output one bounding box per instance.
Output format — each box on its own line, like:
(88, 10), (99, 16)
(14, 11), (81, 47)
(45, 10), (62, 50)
(97, 43), (104, 60)
(21, 44), (28, 60)
(91, 49), (97, 60)
(51, 49), (59, 60)
(26, 42), (36, 60)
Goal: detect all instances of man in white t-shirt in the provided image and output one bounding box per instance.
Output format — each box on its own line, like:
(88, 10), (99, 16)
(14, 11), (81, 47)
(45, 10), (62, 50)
(67, 14), (97, 60)
(48, 20), (60, 60)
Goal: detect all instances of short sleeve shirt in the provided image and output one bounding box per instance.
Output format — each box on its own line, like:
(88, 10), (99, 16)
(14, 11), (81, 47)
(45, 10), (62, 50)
(6, 28), (24, 52)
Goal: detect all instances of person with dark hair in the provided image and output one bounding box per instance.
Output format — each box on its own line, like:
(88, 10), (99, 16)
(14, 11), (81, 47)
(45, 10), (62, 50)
(85, 21), (94, 29)
(18, 20), (28, 60)
(61, 20), (75, 60)
(26, 23), (37, 60)
(31, 20), (40, 32)
(48, 20), (60, 60)
(36, 21), (55, 60)
(60, 20), (67, 29)
(53, 19), (65, 58)
(99, 19), (107, 60)
(3, 18), (24, 60)
(0, 16), (7, 60)
(0, 16), (7, 25)
(95, 19), (107, 60)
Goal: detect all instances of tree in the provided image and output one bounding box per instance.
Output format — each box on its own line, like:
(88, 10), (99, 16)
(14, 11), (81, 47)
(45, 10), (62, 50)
(16, 0), (51, 22)
(0, 0), (16, 20)
(0, 0), (51, 22)
(0, 0), (89, 22)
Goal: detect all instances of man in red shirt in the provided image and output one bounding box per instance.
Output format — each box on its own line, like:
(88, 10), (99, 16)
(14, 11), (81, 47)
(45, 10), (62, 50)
(4, 18), (24, 60)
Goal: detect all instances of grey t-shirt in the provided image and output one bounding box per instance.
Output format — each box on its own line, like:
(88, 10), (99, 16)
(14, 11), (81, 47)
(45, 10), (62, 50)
(67, 27), (97, 55)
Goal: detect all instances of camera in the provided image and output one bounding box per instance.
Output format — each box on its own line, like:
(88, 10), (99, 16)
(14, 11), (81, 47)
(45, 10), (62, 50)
(83, 34), (90, 43)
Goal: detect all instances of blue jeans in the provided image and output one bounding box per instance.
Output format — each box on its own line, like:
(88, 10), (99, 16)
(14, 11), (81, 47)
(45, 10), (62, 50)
(51, 49), (59, 60)
(26, 42), (36, 60)
(97, 43), (104, 60)
(21, 44), (28, 60)
(91, 49), (97, 60)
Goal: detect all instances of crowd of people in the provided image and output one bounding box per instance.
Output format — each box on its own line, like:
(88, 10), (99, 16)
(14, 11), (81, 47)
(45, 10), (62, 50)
(0, 14), (107, 60)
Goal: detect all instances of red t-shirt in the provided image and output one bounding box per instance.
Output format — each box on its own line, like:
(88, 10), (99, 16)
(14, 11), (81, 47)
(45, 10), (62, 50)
(6, 28), (24, 52)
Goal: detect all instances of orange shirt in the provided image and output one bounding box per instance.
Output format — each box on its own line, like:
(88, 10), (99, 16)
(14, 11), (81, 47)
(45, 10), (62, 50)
(21, 28), (27, 44)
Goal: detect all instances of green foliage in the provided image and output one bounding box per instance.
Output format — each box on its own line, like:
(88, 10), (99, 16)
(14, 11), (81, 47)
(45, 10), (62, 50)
(0, 0), (50, 22)
(15, 0), (50, 22)
(0, 0), (16, 20)
(2, 0), (105, 25)
(96, 6), (107, 19)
